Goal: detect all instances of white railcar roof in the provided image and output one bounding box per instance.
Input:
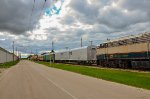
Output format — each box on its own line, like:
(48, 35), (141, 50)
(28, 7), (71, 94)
(103, 32), (150, 43)
(55, 45), (96, 53)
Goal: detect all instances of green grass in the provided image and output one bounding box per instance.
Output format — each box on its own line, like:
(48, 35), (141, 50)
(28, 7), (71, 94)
(21, 58), (28, 60)
(36, 61), (150, 90)
(0, 60), (20, 68)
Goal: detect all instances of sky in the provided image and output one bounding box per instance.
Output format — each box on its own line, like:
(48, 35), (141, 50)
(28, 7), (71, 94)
(0, 0), (150, 57)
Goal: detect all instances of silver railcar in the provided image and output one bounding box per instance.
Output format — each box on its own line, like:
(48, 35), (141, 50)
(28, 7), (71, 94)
(55, 45), (97, 64)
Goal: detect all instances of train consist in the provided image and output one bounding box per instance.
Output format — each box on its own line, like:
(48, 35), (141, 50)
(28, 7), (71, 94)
(29, 45), (97, 65)
(29, 32), (150, 69)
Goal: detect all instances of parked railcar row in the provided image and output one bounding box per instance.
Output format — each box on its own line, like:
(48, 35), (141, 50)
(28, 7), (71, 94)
(29, 45), (97, 65)
(29, 32), (150, 69)
(28, 53), (54, 62)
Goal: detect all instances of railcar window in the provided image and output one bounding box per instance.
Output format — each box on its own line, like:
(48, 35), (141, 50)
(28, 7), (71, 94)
(92, 48), (96, 50)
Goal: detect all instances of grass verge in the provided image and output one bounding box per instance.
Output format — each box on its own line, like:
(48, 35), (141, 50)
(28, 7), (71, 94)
(0, 60), (20, 68)
(36, 61), (150, 90)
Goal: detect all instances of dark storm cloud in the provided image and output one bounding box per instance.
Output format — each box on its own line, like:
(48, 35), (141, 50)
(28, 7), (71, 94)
(0, 0), (49, 34)
(119, 0), (150, 20)
(119, 0), (150, 12)
(98, 8), (149, 29)
(69, 0), (99, 24)
(68, 0), (150, 31)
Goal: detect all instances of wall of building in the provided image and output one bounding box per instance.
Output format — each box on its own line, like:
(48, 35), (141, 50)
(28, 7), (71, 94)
(0, 47), (18, 63)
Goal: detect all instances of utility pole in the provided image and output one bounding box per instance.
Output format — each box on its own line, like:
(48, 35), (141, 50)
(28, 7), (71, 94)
(50, 41), (55, 65)
(36, 49), (38, 55)
(19, 52), (21, 59)
(147, 42), (149, 57)
(106, 38), (110, 66)
(81, 37), (82, 47)
(31, 49), (32, 55)
(16, 47), (17, 56)
(52, 41), (54, 51)
(6, 51), (7, 63)
(52, 41), (54, 63)
(13, 41), (14, 62)
(89, 41), (93, 46)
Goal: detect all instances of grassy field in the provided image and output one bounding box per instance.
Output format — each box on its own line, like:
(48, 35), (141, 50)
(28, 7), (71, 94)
(36, 61), (150, 90)
(0, 60), (20, 68)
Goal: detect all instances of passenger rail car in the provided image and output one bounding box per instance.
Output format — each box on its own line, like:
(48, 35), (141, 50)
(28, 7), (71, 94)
(55, 45), (97, 65)
(96, 32), (150, 69)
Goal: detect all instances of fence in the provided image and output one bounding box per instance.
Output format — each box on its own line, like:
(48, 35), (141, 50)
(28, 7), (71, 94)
(0, 47), (18, 63)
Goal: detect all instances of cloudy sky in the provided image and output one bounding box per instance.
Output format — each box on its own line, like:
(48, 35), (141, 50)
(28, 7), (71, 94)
(0, 0), (150, 57)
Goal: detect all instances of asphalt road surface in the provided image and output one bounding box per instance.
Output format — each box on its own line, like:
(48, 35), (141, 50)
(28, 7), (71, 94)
(0, 60), (149, 99)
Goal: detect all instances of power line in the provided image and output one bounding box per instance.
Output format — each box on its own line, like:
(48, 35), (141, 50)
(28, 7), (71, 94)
(39, 0), (47, 20)
(27, 0), (47, 32)
(28, 0), (36, 31)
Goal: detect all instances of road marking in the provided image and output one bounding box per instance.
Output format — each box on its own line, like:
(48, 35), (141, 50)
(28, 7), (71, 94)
(32, 66), (78, 99)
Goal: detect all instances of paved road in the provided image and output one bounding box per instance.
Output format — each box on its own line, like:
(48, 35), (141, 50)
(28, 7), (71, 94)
(0, 60), (149, 99)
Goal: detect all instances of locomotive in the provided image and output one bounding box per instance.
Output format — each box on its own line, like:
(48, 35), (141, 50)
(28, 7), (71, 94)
(96, 32), (150, 69)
